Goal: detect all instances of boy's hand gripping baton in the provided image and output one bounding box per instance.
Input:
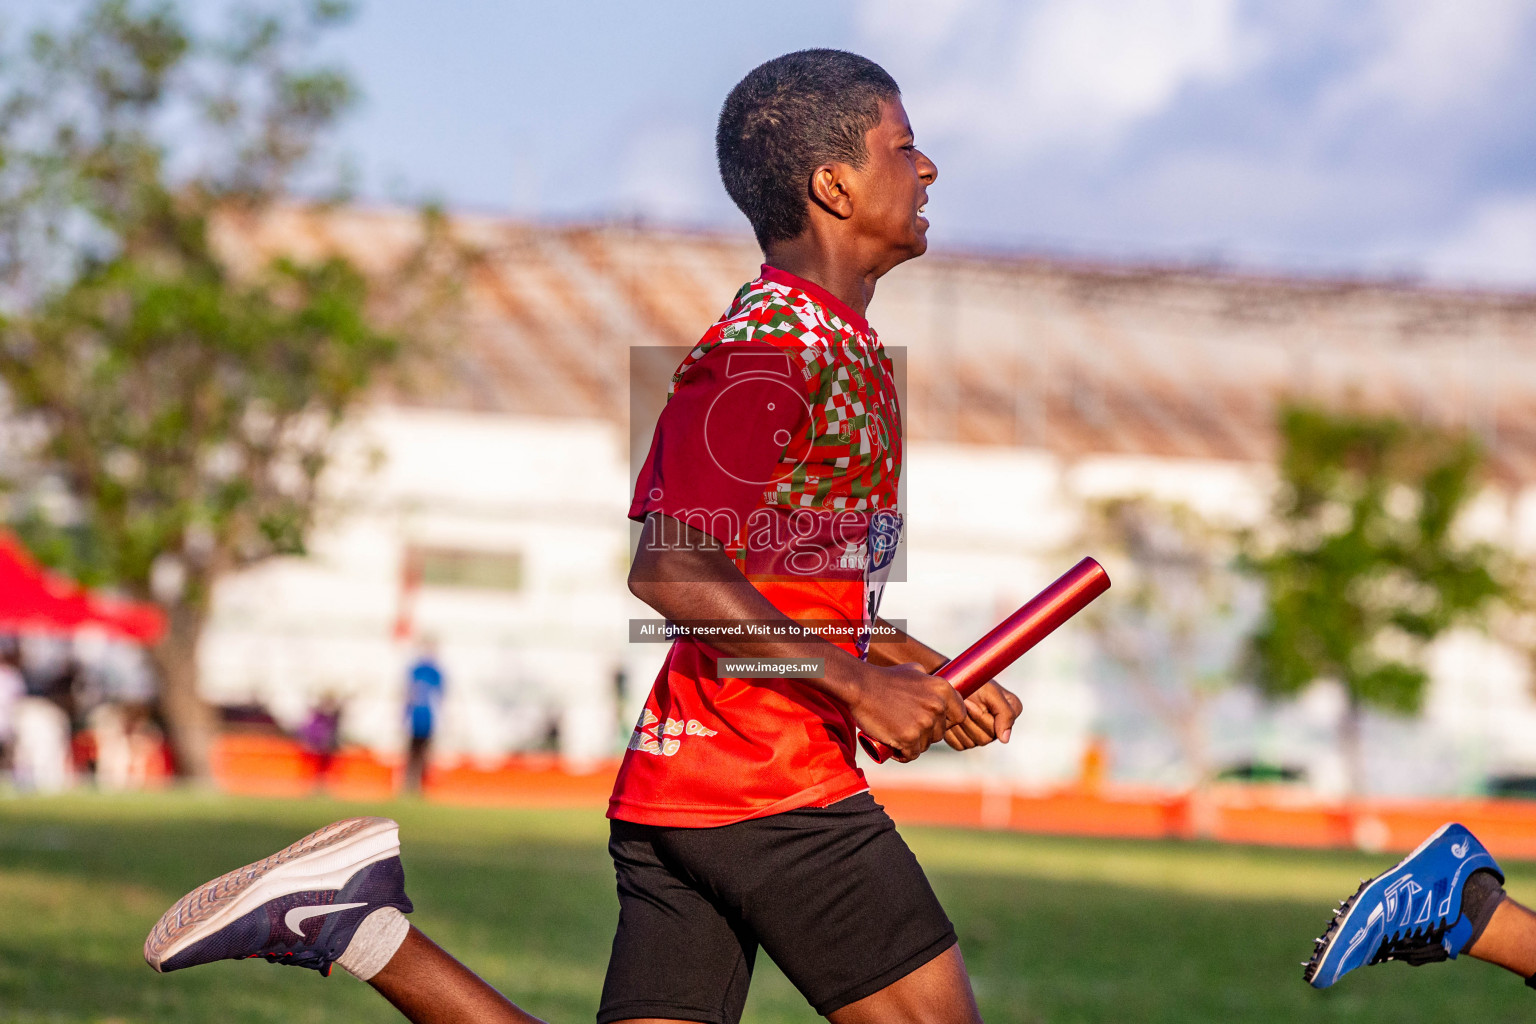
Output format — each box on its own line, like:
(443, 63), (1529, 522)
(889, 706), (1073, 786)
(858, 556), (1111, 764)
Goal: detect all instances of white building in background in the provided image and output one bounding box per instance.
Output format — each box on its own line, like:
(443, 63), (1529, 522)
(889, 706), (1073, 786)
(199, 411), (639, 770)
(197, 207), (1536, 793)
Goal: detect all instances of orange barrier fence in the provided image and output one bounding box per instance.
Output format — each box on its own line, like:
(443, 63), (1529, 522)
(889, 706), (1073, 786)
(210, 734), (1536, 857)
(871, 783), (1536, 857)
(210, 733), (616, 806)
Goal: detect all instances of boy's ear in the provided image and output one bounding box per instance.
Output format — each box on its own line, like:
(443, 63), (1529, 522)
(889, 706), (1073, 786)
(808, 163), (854, 220)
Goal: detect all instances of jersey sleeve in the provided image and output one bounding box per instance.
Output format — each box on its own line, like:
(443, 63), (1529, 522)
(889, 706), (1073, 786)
(630, 341), (809, 544)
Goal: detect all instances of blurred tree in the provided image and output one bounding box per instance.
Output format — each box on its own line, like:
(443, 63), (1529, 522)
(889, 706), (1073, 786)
(0, 1), (450, 779)
(1245, 404), (1512, 795)
(1083, 497), (1254, 833)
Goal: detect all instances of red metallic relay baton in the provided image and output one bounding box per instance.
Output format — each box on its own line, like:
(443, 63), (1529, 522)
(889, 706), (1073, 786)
(858, 556), (1112, 764)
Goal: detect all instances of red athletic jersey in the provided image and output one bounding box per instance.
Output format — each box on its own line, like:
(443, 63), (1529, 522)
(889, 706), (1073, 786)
(611, 266), (904, 827)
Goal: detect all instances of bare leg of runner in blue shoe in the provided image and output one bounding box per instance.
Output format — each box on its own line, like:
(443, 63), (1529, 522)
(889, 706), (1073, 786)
(1467, 898), (1536, 980)
(1307, 822), (1536, 992)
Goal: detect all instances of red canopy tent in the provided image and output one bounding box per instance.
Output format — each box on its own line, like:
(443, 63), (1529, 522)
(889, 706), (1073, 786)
(0, 534), (165, 644)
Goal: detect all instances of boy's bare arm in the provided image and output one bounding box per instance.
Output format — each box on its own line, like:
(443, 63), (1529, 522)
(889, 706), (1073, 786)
(628, 513), (966, 761)
(868, 617), (1023, 750)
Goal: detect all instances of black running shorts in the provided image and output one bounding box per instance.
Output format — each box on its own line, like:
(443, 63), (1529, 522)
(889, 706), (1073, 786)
(597, 792), (957, 1024)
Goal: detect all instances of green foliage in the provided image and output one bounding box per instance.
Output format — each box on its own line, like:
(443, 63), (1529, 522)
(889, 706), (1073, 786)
(1246, 404), (1510, 716)
(0, 1), (452, 777)
(2, 245), (396, 599)
(0, 0), (396, 605)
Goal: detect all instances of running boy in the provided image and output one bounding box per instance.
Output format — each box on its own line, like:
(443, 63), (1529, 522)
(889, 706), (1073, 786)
(144, 49), (1023, 1023)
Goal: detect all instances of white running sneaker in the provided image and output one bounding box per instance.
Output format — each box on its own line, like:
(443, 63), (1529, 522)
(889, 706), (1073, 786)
(144, 816), (413, 977)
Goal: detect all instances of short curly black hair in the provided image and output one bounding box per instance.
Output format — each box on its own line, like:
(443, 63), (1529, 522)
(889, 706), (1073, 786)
(717, 49), (900, 249)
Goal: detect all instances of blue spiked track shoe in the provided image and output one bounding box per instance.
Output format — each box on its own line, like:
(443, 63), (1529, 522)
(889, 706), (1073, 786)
(144, 817), (413, 977)
(1305, 822), (1503, 989)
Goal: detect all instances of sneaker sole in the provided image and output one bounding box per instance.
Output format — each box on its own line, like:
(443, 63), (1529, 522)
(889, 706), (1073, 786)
(144, 816), (401, 972)
(1304, 822), (1454, 987)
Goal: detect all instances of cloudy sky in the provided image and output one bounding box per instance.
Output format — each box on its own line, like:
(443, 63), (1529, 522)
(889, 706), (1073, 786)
(15, 0), (1536, 286)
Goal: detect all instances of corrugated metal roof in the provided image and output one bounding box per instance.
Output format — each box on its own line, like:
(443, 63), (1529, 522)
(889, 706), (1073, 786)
(219, 205), (1536, 479)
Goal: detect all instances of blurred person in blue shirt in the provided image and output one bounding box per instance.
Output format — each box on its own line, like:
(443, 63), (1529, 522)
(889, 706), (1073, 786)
(403, 639), (443, 794)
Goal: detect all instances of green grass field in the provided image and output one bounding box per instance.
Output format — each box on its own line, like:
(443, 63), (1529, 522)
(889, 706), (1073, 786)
(1, 793), (1532, 1023)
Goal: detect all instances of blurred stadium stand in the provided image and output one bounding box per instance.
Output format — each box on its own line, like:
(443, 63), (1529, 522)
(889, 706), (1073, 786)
(188, 205), (1536, 799)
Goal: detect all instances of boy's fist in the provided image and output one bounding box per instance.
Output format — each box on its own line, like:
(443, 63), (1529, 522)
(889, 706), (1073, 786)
(847, 662), (967, 762)
(943, 680), (1022, 750)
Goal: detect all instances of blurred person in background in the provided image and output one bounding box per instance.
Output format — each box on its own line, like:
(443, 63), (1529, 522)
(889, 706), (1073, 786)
(33, 650), (92, 731)
(12, 693), (72, 793)
(300, 693), (345, 793)
(85, 696), (164, 792)
(108, 703), (166, 791)
(75, 638), (162, 790)
(0, 639), (24, 778)
(64, 652), (105, 729)
(88, 702), (135, 791)
(403, 640), (443, 794)
(38, 653), (70, 710)
(128, 705), (165, 788)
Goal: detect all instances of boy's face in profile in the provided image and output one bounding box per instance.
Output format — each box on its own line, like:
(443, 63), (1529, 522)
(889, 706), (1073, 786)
(843, 97), (938, 268)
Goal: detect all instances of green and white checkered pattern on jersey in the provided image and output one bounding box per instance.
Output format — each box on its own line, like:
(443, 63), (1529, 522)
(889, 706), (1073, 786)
(669, 274), (902, 515)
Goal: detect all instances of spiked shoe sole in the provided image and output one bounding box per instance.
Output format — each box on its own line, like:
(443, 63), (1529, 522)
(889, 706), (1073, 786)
(1303, 822), (1454, 987)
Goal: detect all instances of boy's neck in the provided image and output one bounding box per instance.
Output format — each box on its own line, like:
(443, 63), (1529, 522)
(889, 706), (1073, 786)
(762, 234), (879, 319)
